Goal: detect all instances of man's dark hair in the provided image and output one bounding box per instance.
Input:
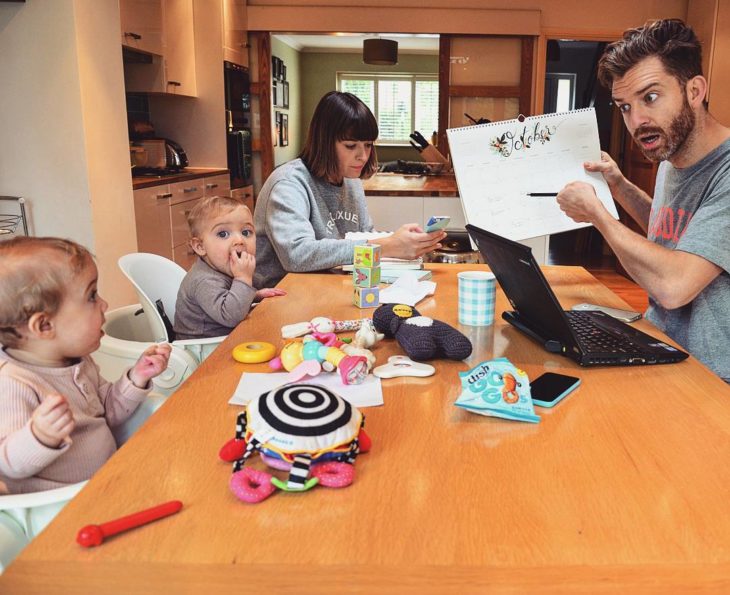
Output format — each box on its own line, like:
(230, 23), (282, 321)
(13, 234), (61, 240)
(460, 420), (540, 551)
(598, 19), (704, 88)
(300, 91), (379, 182)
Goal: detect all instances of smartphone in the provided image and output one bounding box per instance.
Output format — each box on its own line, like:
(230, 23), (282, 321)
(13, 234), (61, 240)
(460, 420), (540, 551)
(425, 215), (450, 233)
(530, 372), (581, 408)
(571, 302), (642, 323)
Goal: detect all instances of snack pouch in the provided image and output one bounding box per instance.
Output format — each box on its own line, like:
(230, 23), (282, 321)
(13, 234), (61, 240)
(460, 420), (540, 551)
(455, 358), (540, 423)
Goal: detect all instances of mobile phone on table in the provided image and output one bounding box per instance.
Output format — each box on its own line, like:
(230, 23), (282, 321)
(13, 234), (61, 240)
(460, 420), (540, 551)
(530, 372), (581, 408)
(425, 215), (450, 233)
(571, 302), (642, 323)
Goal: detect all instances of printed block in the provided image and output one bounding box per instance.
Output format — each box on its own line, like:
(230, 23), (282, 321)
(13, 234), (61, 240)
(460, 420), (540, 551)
(354, 286), (380, 309)
(353, 244), (381, 268)
(353, 266), (381, 288)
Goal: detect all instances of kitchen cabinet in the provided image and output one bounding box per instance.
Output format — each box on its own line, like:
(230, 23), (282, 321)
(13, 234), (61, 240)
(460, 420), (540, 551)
(222, 0), (248, 67)
(120, 0), (164, 56)
(123, 0), (197, 96)
(230, 184), (254, 213)
(133, 172), (230, 270)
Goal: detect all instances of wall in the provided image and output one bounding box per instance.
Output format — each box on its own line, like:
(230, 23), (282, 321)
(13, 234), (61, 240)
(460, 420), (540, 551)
(271, 36), (301, 166)
(0, 0), (137, 308)
(300, 52), (439, 162)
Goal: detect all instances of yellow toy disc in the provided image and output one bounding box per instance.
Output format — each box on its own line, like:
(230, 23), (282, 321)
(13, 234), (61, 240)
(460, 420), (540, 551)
(232, 341), (277, 364)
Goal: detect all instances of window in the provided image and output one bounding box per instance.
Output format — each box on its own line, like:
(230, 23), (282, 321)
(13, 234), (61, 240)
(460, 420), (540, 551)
(543, 73), (576, 113)
(338, 73), (439, 144)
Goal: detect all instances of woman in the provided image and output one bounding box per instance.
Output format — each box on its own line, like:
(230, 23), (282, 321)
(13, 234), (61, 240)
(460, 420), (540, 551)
(253, 91), (445, 288)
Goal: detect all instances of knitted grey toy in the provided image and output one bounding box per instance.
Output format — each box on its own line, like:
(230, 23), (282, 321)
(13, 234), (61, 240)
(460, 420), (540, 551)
(372, 304), (472, 361)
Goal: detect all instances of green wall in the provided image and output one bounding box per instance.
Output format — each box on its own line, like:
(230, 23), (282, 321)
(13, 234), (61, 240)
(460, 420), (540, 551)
(299, 51), (438, 163)
(271, 37), (301, 167)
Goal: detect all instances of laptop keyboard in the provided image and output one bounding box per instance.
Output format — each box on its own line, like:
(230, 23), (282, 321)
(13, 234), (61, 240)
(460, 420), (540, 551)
(565, 311), (638, 353)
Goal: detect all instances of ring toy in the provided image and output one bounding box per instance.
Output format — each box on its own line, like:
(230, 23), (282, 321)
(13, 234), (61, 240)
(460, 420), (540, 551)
(230, 468), (276, 503)
(311, 461), (355, 488)
(232, 341), (276, 364)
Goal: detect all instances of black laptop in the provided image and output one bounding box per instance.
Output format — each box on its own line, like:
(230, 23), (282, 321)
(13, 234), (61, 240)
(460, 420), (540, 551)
(466, 224), (689, 367)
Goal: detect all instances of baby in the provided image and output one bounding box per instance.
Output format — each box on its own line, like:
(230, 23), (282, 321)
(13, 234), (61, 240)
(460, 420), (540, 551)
(0, 237), (171, 494)
(174, 195), (285, 340)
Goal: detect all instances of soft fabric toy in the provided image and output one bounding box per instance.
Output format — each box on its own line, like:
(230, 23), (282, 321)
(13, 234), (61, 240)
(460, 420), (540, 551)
(219, 383), (371, 503)
(372, 303), (472, 361)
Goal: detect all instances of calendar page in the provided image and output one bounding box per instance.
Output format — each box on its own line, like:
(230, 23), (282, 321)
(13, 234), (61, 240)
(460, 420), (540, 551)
(447, 108), (619, 241)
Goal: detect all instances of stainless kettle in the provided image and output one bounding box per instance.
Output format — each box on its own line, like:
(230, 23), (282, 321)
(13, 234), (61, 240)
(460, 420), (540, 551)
(164, 139), (189, 169)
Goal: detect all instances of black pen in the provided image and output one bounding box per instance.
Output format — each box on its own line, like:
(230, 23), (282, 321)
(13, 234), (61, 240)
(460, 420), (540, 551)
(526, 192), (558, 197)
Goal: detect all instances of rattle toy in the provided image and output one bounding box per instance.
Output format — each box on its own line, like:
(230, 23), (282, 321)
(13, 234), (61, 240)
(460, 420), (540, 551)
(219, 383), (371, 503)
(76, 500), (183, 547)
(373, 355), (435, 379)
(282, 316), (362, 339)
(269, 336), (368, 385)
(232, 341), (276, 364)
(373, 304), (472, 361)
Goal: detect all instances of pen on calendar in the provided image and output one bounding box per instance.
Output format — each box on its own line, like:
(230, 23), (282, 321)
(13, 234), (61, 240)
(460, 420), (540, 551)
(525, 192), (558, 197)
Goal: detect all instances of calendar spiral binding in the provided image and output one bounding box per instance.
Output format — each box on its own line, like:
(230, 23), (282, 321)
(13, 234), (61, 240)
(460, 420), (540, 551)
(446, 107), (596, 135)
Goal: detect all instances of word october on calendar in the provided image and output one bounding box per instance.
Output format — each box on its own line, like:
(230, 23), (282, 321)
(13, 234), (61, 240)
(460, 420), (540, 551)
(447, 108), (619, 241)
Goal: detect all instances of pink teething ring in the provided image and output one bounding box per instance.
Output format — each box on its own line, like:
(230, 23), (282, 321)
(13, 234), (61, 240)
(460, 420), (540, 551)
(230, 468), (276, 503)
(311, 461), (355, 488)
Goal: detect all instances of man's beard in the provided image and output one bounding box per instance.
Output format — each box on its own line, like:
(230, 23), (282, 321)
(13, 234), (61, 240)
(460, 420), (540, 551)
(633, 97), (696, 162)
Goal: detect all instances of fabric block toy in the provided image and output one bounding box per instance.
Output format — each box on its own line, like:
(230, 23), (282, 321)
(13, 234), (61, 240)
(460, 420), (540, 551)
(219, 383), (371, 503)
(354, 244), (381, 268)
(372, 303), (472, 361)
(354, 286), (379, 308)
(353, 266), (381, 288)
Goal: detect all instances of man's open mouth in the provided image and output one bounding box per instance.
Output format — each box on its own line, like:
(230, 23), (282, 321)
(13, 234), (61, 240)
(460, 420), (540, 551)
(637, 132), (662, 148)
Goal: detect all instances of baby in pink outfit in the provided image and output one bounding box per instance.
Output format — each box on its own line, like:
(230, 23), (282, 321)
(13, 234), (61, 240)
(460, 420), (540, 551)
(0, 237), (171, 494)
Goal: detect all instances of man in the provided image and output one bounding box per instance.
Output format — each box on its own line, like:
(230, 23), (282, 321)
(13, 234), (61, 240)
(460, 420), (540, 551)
(557, 19), (729, 382)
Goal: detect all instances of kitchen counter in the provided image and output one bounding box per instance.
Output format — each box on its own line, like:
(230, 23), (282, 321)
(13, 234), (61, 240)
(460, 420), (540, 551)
(132, 168), (229, 190)
(362, 172), (458, 197)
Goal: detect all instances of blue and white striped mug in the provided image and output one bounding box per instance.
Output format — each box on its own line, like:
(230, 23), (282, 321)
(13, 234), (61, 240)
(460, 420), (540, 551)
(457, 271), (496, 326)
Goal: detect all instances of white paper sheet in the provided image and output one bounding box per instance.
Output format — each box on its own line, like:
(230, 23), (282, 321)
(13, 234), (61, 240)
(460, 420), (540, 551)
(228, 372), (384, 408)
(447, 108), (619, 241)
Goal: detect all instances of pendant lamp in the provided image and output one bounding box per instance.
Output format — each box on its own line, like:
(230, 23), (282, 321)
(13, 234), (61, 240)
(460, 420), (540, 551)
(363, 38), (398, 66)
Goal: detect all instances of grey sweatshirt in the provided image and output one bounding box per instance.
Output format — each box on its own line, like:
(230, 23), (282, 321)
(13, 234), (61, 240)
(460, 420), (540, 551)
(253, 158), (374, 288)
(174, 258), (257, 340)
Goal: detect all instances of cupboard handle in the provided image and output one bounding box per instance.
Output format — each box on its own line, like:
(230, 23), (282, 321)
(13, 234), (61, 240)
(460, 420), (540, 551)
(124, 32), (142, 40)
(167, 81), (182, 87)
(182, 187), (198, 193)
(156, 193), (172, 199)
(205, 183), (218, 189)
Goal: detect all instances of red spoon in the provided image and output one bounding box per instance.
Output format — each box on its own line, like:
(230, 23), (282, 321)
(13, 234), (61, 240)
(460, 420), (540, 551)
(76, 500), (183, 547)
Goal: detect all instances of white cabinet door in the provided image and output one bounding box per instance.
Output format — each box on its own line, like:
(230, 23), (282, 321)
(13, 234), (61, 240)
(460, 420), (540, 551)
(133, 185), (173, 259)
(120, 0), (163, 55)
(364, 196), (424, 231)
(169, 178), (204, 205)
(222, 0), (248, 67)
(204, 174), (232, 197)
(163, 0), (197, 96)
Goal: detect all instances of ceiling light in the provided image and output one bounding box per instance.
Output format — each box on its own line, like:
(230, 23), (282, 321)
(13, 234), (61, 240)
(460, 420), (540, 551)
(363, 38), (398, 66)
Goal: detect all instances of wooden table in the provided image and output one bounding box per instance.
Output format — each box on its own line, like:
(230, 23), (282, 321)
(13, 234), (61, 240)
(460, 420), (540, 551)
(3, 265), (729, 594)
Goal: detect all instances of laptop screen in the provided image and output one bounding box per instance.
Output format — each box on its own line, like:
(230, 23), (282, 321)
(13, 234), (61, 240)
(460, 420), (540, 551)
(466, 224), (577, 348)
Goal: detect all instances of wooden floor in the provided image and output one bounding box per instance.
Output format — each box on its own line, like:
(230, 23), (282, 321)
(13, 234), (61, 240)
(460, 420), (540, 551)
(548, 229), (649, 313)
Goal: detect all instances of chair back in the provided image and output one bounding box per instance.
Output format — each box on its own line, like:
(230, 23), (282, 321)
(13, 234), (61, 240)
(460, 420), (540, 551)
(118, 253), (187, 343)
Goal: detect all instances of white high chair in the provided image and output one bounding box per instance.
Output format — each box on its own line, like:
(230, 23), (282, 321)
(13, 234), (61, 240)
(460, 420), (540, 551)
(118, 253), (225, 363)
(93, 304), (199, 399)
(0, 391), (167, 573)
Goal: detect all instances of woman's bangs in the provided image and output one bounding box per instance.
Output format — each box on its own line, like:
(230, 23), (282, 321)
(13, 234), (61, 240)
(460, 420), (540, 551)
(340, 108), (378, 142)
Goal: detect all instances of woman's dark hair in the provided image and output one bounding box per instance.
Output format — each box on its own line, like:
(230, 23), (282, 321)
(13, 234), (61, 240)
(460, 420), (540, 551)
(300, 91), (379, 182)
(598, 19), (703, 88)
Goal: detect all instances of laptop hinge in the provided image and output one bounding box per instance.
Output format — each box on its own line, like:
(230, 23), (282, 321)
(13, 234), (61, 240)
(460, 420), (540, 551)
(502, 311), (564, 353)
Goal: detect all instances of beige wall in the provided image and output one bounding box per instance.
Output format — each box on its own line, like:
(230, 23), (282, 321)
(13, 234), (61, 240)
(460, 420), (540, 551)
(0, 0), (137, 308)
